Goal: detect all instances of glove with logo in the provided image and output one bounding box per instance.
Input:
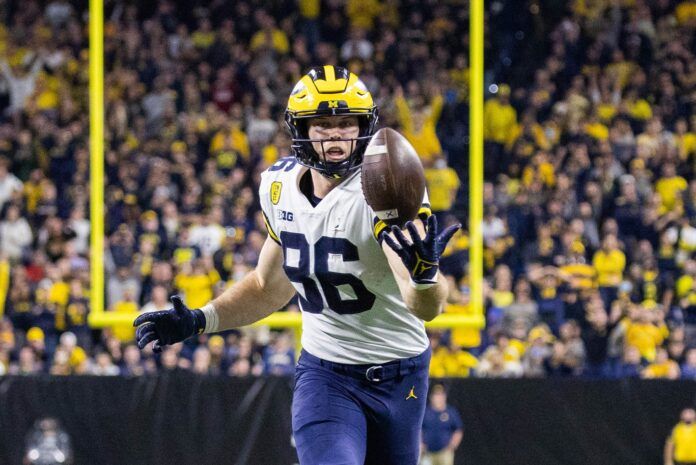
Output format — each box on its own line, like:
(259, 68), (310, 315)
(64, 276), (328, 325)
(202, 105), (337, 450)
(381, 215), (460, 285)
(133, 296), (206, 353)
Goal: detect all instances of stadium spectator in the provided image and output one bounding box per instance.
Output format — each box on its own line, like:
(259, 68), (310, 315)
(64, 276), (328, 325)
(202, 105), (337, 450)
(394, 84), (444, 165)
(664, 407), (696, 465)
(420, 384), (463, 465)
(643, 346), (680, 379)
(615, 345), (643, 379)
(262, 331), (295, 376)
(681, 348), (696, 380)
(521, 325), (555, 377)
(483, 84), (516, 178)
(424, 154), (460, 224)
(543, 320), (585, 376)
(120, 344), (145, 376)
(0, 157), (22, 211)
(0, 51), (44, 115)
(0, 204), (32, 261)
(580, 294), (614, 378)
(91, 351), (120, 376)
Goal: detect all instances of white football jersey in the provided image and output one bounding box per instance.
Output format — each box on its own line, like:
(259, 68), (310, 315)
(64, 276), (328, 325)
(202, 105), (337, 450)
(259, 158), (430, 364)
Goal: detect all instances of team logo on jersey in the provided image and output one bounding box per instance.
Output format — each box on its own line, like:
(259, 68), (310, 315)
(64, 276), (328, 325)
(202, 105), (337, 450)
(328, 100), (339, 108)
(277, 210), (294, 222)
(406, 386), (418, 400)
(271, 182), (282, 205)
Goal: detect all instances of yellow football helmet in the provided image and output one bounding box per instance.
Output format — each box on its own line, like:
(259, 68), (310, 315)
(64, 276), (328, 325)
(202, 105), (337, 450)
(285, 65), (379, 178)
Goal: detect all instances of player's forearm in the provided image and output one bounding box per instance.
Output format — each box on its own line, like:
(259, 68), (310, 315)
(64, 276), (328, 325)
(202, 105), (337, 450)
(399, 272), (448, 321)
(210, 270), (294, 330)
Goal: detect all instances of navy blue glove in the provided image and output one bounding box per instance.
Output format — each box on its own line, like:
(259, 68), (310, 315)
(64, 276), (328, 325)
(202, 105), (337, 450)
(133, 296), (205, 353)
(381, 215), (460, 284)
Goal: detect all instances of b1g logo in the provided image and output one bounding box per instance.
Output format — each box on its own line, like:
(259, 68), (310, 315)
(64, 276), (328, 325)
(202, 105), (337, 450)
(277, 210), (294, 222)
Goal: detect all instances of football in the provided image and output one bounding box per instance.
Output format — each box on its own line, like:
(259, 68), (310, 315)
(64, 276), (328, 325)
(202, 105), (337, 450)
(361, 127), (426, 228)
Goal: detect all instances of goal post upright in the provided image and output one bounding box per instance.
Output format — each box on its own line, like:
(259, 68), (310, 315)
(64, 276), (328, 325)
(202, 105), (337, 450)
(469, 0), (485, 321)
(88, 0), (105, 325)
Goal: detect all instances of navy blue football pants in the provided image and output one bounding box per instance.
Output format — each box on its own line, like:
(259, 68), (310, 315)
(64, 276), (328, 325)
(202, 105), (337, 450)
(292, 348), (431, 465)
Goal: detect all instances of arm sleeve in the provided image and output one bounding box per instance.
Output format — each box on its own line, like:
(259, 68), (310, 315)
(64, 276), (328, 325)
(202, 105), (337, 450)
(259, 172), (281, 245)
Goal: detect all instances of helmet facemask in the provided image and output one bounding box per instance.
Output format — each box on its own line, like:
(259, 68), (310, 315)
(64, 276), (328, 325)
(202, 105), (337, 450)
(285, 110), (378, 179)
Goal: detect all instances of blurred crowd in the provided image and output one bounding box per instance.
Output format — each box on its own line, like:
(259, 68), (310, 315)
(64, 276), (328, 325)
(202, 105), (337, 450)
(0, 0), (695, 380)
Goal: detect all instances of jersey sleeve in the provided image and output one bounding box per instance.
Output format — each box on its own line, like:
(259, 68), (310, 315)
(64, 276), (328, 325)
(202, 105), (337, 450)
(259, 169), (281, 245)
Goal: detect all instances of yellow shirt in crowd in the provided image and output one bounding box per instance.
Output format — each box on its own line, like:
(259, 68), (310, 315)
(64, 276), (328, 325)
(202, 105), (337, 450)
(112, 301), (137, 342)
(249, 28), (290, 54)
(445, 303), (481, 348)
(624, 321), (666, 362)
(483, 98), (517, 144)
(298, 0), (320, 19)
(592, 249), (626, 287)
(210, 126), (250, 160)
(560, 263), (596, 290)
(672, 422), (696, 462)
(346, 0), (381, 29)
(627, 99), (653, 121)
(676, 1), (696, 25)
(655, 176), (688, 214)
(175, 269), (221, 309)
(522, 161), (555, 188)
(596, 103), (617, 123)
(642, 359), (679, 378)
(491, 290), (514, 308)
(585, 121), (609, 140)
(191, 30), (216, 49)
(424, 166), (460, 212)
(395, 94), (444, 163)
(676, 275), (696, 306)
(48, 281), (70, 307)
(429, 346), (478, 378)
(677, 132), (696, 159)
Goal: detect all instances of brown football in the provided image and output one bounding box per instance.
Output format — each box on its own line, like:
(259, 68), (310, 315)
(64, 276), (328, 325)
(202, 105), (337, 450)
(361, 127), (426, 228)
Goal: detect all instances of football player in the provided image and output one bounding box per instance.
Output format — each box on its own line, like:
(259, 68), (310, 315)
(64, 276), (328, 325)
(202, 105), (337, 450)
(134, 65), (459, 465)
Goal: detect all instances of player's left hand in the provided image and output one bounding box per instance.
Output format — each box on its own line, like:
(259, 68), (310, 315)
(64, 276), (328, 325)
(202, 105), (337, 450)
(381, 215), (460, 285)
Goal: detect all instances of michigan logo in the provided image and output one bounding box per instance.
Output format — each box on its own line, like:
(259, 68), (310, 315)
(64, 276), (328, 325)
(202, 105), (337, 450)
(271, 182), (282, 205)
(328, 100), (338, 108)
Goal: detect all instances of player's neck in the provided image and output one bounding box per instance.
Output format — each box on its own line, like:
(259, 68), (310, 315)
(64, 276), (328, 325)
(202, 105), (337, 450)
(309, 168), (343, 199)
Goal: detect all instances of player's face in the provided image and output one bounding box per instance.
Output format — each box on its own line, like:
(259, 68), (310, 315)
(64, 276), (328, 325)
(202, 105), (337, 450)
(307, 116), (360, 162)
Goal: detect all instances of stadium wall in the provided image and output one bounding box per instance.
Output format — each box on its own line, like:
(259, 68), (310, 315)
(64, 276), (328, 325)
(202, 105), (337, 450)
(1, 376), (694, 465)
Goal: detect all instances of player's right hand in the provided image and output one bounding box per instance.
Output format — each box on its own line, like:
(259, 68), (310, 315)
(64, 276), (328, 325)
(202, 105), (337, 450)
(381, 215), (460, 284)
(133, 295), (204, 353)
